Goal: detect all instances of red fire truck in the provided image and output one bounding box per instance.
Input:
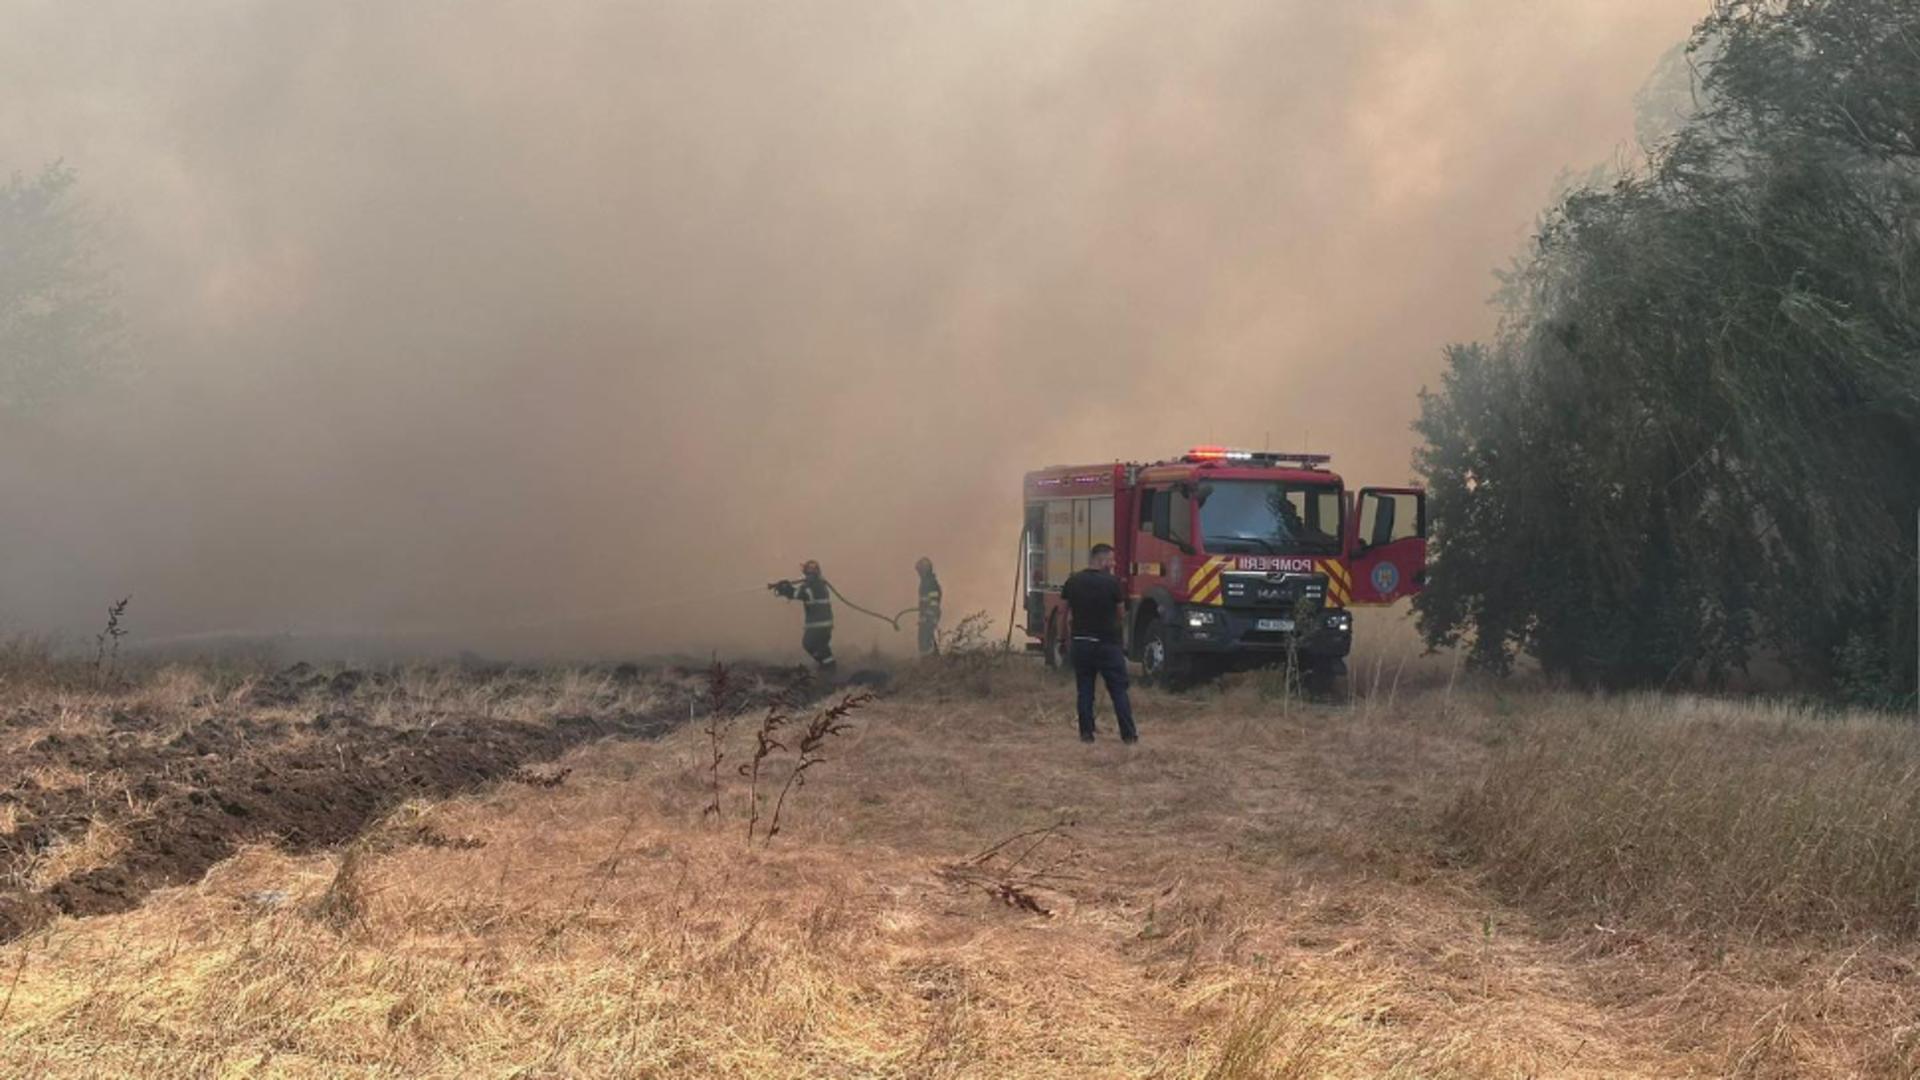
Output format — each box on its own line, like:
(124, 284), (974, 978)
(1021, 446), (1427, 687)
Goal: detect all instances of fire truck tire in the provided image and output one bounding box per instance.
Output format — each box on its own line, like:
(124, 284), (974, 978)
(1302, 659), (1344, 700)
(1138, 618), (1188, 688)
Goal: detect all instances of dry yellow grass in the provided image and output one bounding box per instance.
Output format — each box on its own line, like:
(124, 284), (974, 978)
(1, 660), (1916, 1076)
(26, 819), (133, 892)
(1447, 692), (1920, 939)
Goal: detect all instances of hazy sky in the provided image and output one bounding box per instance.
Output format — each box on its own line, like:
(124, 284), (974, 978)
(0, 0), (1705, 659)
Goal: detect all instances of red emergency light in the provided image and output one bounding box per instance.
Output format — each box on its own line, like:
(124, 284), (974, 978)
(1184, 445), (1332, 467)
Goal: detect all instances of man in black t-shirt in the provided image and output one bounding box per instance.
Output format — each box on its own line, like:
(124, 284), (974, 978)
(1059, 543), (1138, 744)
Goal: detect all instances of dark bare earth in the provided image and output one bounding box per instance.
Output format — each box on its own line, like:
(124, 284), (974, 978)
(0, 663), (741, 943)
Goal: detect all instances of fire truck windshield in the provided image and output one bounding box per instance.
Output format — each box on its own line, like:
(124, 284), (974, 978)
(1195, 481), (1343, 556)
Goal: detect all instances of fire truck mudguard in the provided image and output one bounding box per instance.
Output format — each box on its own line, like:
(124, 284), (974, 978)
(1019, 446), (1427, 688)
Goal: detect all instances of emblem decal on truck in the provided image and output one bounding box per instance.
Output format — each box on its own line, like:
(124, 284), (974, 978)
(1371, 562), (1400, 595)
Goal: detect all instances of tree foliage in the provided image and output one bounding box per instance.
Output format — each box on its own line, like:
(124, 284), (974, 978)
(0, 162), (119, 417)
(1415, 0), (1920, 700)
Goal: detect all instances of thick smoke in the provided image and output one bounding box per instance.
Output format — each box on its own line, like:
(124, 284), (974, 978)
(0, 1), (1702, 659)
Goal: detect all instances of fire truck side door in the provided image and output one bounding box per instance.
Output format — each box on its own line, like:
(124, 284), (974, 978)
(1347, 487), (1427, 604)
(1127, 487), (1174, 654)
(1023, 503), (1048, 636)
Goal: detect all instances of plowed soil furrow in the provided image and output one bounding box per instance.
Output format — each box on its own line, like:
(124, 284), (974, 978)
(0, 696), (677, 943)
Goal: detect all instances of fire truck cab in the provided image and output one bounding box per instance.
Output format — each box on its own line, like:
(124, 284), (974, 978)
(1021, 446), (1427, 687)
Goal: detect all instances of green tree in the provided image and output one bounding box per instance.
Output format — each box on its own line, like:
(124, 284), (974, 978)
(0, 163), (119, 417)
(1415, 0), (1920, 698)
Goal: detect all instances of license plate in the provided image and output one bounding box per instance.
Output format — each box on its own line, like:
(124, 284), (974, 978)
(1256, 618), (1295, 632)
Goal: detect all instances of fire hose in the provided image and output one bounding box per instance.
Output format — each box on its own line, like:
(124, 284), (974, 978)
(138, 579), (923, 651)
(766, 579), (910, 632)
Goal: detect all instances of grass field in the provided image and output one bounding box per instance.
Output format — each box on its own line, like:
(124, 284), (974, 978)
(2, 643), (1917, 1077)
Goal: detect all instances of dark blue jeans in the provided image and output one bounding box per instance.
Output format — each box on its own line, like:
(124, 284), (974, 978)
(1071, 638), (1137, 740)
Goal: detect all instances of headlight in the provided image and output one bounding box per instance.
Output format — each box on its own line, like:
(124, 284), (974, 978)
(1186, 610), (1219, 628)
(1323, 611), (1352, 632)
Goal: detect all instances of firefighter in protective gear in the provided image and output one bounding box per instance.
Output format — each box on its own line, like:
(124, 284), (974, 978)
(915, 556), (942, 656)
(771, 560), (836, 672)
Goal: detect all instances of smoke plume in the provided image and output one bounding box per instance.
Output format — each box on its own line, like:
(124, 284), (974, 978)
(0, 0), (1703, 658)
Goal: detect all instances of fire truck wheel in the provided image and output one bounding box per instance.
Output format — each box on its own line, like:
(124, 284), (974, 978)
(1138, 618), (1186, 688)
(1302, 660), (1343, 700)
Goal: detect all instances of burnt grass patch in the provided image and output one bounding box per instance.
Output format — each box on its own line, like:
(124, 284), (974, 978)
(0, 665), (718, 943)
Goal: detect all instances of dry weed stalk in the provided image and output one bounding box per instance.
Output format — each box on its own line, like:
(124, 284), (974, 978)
(940, 611), (995, 653)
(1358, 649), (1386, 720)
(1385, 650), (1409, 713)
(726, 667), (822, 843)
(937, 818), (1080, 916)
(701, 659), (743, 822)
(739, 700), (792, 844)
(764, 691), (868, 844)
(91, 596), (130, 688)
(904, 611), (1017, 699)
